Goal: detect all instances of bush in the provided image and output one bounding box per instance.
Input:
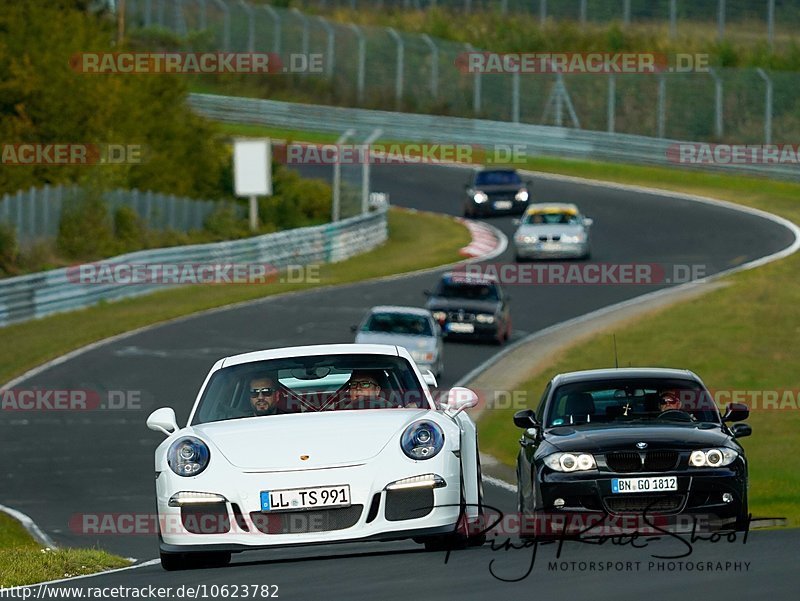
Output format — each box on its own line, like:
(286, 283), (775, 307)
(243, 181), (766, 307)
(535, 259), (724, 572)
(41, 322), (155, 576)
(0, 223), (19, 276)
(261, 167), (332, 230)
(203, 204), (249, 240)
(113, 205), (146, 252)
(57, 192), (115, 259)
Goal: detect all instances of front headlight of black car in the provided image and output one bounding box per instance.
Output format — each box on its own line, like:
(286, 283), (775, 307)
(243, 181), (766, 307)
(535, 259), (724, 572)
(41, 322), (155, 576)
(689, 448), (738, 467)
(168, 436), (210, 476)
(543, 452), (596, 472)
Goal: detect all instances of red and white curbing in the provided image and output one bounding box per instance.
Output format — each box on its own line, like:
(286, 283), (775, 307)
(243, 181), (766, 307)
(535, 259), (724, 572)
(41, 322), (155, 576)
(458, 218), (502, 259)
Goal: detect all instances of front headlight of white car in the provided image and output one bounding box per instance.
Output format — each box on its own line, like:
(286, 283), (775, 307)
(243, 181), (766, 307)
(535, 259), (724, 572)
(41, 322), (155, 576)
(515, 234), (536, 244)
(689, 448), (738, 467)
(543, 452), (597, 472)
(410, 350), (435, 363)
(475, 313), (495, 324)
(560, 233), (586, 244)
(168, 436), (211, 476)
(473, 191), (489, 204)
(401, 421), (445, 460)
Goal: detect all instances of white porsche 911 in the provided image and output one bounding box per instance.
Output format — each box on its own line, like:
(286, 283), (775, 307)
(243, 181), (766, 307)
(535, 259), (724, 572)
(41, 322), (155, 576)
(147, 344), (485, 570)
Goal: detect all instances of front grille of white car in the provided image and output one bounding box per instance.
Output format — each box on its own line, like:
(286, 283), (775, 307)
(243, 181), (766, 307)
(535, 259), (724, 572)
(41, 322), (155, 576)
(385, 488), (435, 521)
(249, 505), (363, 534)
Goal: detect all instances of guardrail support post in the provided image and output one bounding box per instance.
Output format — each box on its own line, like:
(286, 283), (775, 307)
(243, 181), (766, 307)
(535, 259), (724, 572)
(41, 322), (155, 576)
(709, 69), (724, 139)
(361, 129), (383, 215)
(387, 28), (405, 111)
(350, 24), (366, 104)
(657, 75), (666, 138)
(262, 5), (282, 55)
(718, 0), (726, 41)
(607, 74), (616, 133)
(209, 0), (230, 51)
(768, 0), (775, 50)
(197, 0), (207, 31)
(623, 0), (631, 27)
(332, 129), (355, 222)
(511, 70), (520, 123)
(420, 34), (439, 99)
(317, 16), (335, 78)
(292, 8), (310, 75)
(669, 0), (677, 38)
(238, 0), (255, 52)
(466, 43), (481, 116)
(757, 68), (774, 145)
(539, 0), (547, 27)
(580, 0), (587, 25)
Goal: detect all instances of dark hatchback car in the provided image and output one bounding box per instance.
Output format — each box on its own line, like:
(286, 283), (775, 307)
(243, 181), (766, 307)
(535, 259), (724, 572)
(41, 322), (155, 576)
(424, 272), (511, 344)
(514, 368), (752, 537)
(464, 169), (531, 217)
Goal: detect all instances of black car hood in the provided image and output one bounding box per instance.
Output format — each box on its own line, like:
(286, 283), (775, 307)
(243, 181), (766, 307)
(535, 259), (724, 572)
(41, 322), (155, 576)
(425, 297), (499, 313)
(543, 422), (733, 453)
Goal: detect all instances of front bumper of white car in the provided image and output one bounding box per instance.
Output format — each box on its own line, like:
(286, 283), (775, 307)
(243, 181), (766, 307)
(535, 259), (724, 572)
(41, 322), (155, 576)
(515, 239), (589, 260)
(156, 454), (462, 550)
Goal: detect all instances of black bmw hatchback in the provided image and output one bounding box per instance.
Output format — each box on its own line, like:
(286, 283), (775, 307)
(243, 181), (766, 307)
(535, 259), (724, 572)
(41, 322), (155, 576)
(514, 368), (752, 537)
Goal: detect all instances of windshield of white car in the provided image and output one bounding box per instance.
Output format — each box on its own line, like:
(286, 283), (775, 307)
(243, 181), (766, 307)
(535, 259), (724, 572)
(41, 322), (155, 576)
(475, 171), (522, 186)
(545, 378), (721, 427)
(435, 281), (499, 301)
(363, 313), (433, 336)
(191, 354), (430, 424)
(523, 212), (580, 225)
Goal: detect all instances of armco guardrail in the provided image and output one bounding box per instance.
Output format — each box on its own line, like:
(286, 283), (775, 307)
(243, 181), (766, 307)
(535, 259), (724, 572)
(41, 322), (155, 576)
(0, 209), (387, 327)
(188, 93), (800, 182)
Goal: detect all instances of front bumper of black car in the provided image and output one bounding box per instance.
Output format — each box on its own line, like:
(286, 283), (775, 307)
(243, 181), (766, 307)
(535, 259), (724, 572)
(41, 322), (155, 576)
(468, 198), (528, 216)
(525, 464), (747, 536)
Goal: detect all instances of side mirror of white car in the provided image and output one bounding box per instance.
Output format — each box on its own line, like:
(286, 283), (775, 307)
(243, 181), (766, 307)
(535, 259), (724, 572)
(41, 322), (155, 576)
(421, 370), (438, 388)
(512, 218), (521, 226)
(147, 407), (178, 436)
(445, 387), (479, 416)
(584, 217), (594, 227)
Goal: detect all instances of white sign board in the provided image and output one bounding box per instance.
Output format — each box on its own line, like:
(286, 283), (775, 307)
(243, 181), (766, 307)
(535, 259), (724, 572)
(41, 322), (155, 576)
(233, 139), (272, 197)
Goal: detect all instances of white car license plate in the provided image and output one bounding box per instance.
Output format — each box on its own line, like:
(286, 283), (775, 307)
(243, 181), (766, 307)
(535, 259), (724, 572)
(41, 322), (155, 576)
(493, 200), (513, 210)
(611, 477), (677, 494)
(447, 322), (475, 334)
(260, 485), (351, 511)
(541, 242), (561, 251)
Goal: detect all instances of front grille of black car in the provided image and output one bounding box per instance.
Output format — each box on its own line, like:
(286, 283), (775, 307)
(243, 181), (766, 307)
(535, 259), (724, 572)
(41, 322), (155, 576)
(447, 311), (475, 323)
(605, 450), (680, 473)
(643, 450), (680, 471)
(606, 451), (642, 472)
(385, 488), (435, 521)
(604, 494), (685, 514)
(249, 505), (363, 534)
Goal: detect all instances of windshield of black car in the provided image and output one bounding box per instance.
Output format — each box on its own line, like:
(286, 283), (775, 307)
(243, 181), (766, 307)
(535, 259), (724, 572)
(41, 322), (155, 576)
(475, 171), (522, 186)
(191, 354), (429, 424)
(523, 211), (580, 225)
(363, 312), (433, 336)
(435, 281), (499, 301)
(545, 378), (720, 427)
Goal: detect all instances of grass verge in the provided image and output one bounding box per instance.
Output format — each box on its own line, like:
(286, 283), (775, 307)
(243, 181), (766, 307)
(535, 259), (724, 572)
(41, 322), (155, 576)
(0, 208), (469, 385)
(0, 513), (129, 587)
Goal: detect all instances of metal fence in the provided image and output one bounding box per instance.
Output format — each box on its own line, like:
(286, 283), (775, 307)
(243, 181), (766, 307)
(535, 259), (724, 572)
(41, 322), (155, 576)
(0, 207), (388, 327)
(189, 93), (800, 181)
(125, 1), (798, 145)
(296, 0), (795, 46)
(0, 185), (233, 246)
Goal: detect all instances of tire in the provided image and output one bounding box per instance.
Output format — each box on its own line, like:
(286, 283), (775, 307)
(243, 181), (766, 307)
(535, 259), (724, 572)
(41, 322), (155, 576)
(160, 550), (231, 571)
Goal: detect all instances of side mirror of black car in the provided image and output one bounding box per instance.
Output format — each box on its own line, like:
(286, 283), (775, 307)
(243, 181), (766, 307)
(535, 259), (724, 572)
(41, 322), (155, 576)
(513, 409), (539, 429)
(423, 289), (432, 297)
(350, 324), (358, 333)
(730, 423), (752, 439)
(722, 402), (750, 422)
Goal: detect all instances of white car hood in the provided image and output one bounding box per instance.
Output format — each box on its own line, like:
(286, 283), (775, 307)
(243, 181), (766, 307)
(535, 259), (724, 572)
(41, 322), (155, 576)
(193, 410), (433, 471)
(516, 223), (585, 237)
(354, 331), (436, 351)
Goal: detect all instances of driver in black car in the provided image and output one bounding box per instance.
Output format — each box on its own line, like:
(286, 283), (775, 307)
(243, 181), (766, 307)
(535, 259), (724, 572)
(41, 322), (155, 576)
(659, 390), (684, 412)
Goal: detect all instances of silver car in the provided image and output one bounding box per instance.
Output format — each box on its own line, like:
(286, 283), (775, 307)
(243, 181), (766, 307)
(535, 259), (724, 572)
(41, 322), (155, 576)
(513, 203), (593, 261)
(353, 306), (444, 379)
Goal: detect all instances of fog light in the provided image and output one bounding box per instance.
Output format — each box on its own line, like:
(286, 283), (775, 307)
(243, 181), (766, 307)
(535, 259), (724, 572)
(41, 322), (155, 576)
(722, 493), (733, 504)
(553, 498), (565, 509)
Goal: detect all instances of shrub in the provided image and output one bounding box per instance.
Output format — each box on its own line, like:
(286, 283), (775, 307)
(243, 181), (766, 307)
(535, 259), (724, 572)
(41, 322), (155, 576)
(57, 191), (115, 259)
(0, 222), (19, 276)
(113, 205), (146, 252)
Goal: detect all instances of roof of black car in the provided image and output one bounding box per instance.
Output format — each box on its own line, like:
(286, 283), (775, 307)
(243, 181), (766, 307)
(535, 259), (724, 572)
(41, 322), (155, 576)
(552, 367), (700, 386)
